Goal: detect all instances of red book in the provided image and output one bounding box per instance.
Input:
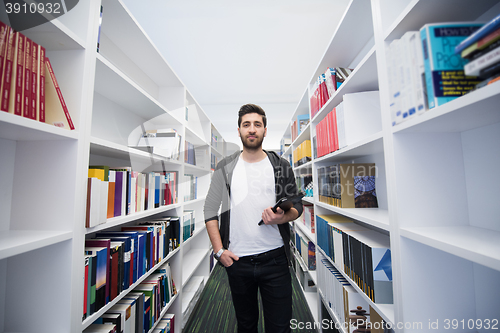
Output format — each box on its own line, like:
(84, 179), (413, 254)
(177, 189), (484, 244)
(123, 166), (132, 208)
(31, 41), (38, 120)
(23, 37), (32, 118)
(38, 45), (45, 122)
(45, 57), (75, 129)
(0, 22), (8, 110)
(332, 108), (339, 151)
(1, 26), (14, 113)
(8, 31), (25, 116)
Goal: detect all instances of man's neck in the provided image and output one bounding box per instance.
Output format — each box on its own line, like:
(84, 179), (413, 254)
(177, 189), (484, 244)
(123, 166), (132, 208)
(240, 147), (267, 163)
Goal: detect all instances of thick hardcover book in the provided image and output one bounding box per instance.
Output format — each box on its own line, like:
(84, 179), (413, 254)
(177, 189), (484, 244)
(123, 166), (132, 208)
(86, 253), (96, 315)
(95, 232), (134, 289)
(86, 177), (106, 228)
(44, 57), (75, 129)
(1, 26), (14, 113)
(0, 22), (8, 109)
(8, 31), (25, 116)
(420, 22), (483, 109)
(339, 163), (378, 208)
(30, 41), (38, 120)
(85, 246), (108, 311)
(23, 37), (32, 118)
(107, 303), (134, 333)
(86, 239), (111, 304)
(123, 292), (144, 333)
(37, 44), (45, 122)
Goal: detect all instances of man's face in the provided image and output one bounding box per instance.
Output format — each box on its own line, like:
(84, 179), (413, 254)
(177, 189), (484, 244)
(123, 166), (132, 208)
(238, 113), (267, 150)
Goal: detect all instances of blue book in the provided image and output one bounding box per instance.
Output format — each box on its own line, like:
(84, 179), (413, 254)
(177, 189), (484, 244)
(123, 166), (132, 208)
(455, 13), (500, 54)
(95, 233), (131, 289)
(296, 114), (310, 135)
(85, 246), (108, 311)
(96, 231), (140, 284)
(420, 22), (483, 109)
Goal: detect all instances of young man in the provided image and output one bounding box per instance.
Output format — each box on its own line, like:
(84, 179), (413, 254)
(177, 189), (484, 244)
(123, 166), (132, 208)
(204, 104), (303, 333)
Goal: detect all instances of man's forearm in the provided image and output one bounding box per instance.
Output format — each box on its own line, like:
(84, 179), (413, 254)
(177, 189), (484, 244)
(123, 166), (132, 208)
(206, 219), (224, 252)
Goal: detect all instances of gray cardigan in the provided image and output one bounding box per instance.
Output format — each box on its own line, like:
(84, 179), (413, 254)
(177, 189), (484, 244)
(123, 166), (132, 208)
(203, 150), (303, 264)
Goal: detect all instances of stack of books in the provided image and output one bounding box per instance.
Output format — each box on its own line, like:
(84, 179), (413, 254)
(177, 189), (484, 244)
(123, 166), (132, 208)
(309, 67), (352, 119)
(388, 21), (487, 125)
(86, 166), (178, 228)
(459, 14), (500, 89)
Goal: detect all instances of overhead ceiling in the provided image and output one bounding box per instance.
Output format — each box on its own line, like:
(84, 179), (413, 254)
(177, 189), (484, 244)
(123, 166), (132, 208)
(122, 0), (350, 150)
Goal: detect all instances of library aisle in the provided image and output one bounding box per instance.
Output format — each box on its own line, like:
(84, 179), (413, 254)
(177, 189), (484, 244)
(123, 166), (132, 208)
(183, 264), (317, 333)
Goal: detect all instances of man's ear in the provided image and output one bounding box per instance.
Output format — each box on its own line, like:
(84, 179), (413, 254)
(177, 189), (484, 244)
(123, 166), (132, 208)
(264, 128), (267, 137)
(237, 128), (241, 137)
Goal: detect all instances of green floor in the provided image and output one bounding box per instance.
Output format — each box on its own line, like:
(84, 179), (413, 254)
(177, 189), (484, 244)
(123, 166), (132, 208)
(183, 264), (318, 333)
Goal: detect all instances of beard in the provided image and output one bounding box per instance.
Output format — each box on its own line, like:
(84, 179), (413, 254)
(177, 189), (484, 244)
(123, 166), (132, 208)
(241, 134), (264, 151)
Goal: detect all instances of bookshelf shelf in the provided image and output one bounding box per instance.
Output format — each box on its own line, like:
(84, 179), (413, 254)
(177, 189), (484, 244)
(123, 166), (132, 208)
(94, 55), (171, 120)
(382, 0), (500, 41)
(81, 246), (181, 330)
(284, 1), (500, 327)
(400, 226), (500, 271)
(0, 230), (73, 260)
(0, 0), (224, 331)
(181, 248), (211, 287)
(314, 131), (384, 163)
(0, 112), (79, 141)
(392, 80), (500, 134)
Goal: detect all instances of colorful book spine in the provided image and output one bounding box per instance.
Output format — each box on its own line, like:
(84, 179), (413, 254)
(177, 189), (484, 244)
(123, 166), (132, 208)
(420, 22), (483, 109)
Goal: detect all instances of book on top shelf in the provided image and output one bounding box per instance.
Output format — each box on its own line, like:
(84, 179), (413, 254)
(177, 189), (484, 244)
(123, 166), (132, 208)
(455, 13), (500, 55)
(45, 56), (75, 129)
(464, 44), (500, 77)
(460, 26), (500, 60)
(1, 24), (14, 113)
(8, 31), (25, 117)
(420, 22), (483, 109)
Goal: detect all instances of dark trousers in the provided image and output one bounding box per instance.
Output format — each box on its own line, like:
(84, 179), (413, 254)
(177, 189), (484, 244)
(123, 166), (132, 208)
(225, 247), (292, 333)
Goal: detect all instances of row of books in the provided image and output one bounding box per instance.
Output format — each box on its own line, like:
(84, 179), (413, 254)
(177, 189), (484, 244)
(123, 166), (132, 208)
(461, 14), (500, 89)
(292, 139), (311, 167)
(309, 67), (352, 119)
(0, 20), (74, 129)
(317, 257), (369, 333)
(182, 173), (198, 202)
(295, 172), (313, 198)
(388, 21), (493, 125)
(84, 218), (181, 319)
(130, 128), (182, 161)
(317, 163), (379, 209)
(211, 131), (222, 151)
(210, 153), (220, 171)
(299, 204), (315, 233)
(182, 210), (196, 242)
(84, 270), (176, 333)
(290, 114), (310, 142)
(316, 214), (393, 304)
(86, 165), (178, 228)
(279, 137), (291, 156)
(294, 231), (316, 271)
(315, 91), (381, 159)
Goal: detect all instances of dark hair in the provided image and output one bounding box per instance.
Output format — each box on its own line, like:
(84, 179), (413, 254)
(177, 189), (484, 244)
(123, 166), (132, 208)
(238, 104), (267, 128)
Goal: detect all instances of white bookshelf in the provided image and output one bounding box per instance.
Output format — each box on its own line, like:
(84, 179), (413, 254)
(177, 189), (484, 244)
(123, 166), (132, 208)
(284, 0), (500, 331)
(0, 0), (219, 332)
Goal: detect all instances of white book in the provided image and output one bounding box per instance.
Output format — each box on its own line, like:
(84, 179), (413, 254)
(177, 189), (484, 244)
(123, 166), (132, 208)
(117, 299), (137, 333)
(87, 177), (104, 228)
(389, 39), (403, 124)
(108, 303), (134, 333)
(400, 32), (418, 120)
(408, 31), (427, 114)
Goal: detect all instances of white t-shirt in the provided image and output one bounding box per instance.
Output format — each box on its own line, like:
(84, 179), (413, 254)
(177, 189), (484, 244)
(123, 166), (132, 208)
(228, 156), (284, 257)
